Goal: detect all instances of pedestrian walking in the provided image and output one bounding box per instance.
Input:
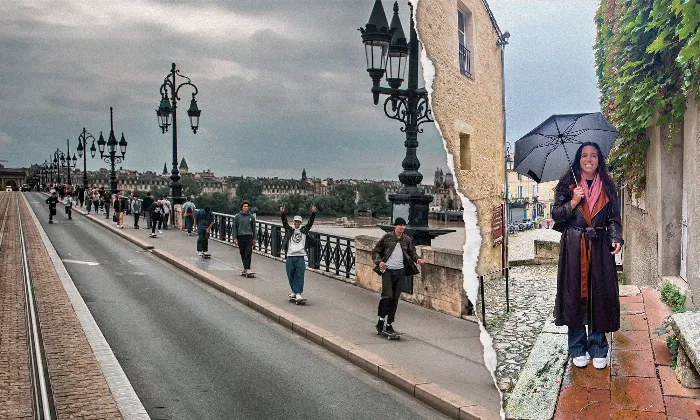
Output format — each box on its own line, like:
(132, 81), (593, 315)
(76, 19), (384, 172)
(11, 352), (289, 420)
(183, 196), (196, 236)
(551, 142), (622, 370)
(63, 192), (74, 220)
(131, 194), (142, 229)
(113, 194), (124, 228)
(195, 206), (214, 257)
(232, 201), (256, 276)
(142, 192), (154, 229)
(371, 217), (423, 337)
(46, 190), (58, 224)
(148, 199), (164, 238)
(280, 204), (316, 303)
(77, 187), (85, 207)
(103, 191), (111, 219)
(92, 190), (101, 214)
(162, 198), (171, 230)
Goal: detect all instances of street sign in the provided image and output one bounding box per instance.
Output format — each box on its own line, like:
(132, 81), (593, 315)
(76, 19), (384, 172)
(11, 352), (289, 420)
(492, 204), (503, 247)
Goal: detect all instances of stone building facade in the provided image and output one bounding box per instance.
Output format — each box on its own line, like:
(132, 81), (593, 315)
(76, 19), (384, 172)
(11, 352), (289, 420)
(416, 0), (506, 275)
(622, 95), (700, 309)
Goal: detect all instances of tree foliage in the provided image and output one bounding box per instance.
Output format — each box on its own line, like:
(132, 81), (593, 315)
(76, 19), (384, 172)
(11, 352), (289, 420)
(357, 184), (390, 216)
(595, 0), (700, 194)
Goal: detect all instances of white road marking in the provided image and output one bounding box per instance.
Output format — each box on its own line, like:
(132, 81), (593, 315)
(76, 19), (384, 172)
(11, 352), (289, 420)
(61, 259), (100, 266)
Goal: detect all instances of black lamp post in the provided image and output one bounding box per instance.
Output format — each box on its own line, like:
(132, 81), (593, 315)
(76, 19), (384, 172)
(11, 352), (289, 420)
(52, 148), (65, 184)
(76, 127), (96, 191)
(97, 107), (127, 196)
(360, 0), (452, 245)
(62, 138), (78, 186)
(156, 62), (201, 205)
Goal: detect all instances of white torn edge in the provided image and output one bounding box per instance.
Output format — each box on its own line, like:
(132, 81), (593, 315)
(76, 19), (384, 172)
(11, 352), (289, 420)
(21, 194), (150, 420)
(412, 2), (504, 418)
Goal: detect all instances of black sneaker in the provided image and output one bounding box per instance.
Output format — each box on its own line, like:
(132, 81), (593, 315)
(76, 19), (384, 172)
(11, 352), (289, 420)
(385, 325), (396, 335)
(375, 320), (384, 333)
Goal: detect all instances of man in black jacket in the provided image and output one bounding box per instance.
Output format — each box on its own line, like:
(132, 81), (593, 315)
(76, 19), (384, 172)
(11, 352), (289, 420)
(142, 192), (155, 230)
(46, 190), (59, 224)
(371, 217), (423, 335)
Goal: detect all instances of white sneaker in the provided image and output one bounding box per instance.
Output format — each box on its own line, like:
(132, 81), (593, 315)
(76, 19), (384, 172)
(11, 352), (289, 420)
(295, 293), (304, 301)
(158, 230), (163, 234)
(198, 251), (203, 256)
(288, 293), (296, 299)
(572, 353), (591, 368)
(592, 357), (607, 369)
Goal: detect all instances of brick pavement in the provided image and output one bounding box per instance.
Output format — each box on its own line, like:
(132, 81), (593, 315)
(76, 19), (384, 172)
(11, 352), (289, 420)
(18, 195), (123, 419)
(0, 193), (33, 419)
(555, 288), (700, 419)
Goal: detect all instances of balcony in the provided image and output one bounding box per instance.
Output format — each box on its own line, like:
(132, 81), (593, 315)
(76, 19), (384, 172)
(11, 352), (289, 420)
(459, 44), (473, 78)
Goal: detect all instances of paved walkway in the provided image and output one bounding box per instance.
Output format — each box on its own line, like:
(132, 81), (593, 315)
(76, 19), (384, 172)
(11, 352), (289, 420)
(555, 288), (700, 419)
(74, 205), (502, 419)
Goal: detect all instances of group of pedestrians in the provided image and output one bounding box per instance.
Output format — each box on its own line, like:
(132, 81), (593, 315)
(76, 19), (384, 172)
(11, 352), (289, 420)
(44, 190), (426, 337)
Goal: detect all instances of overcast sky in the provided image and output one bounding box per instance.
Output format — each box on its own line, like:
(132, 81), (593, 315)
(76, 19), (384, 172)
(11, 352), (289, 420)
(0, 0), (600, 183)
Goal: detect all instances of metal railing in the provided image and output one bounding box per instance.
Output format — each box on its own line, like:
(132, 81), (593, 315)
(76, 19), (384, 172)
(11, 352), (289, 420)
(459, 44), (473, 78)
(211, 212), (356, 278)
(467, 266), (511, 323)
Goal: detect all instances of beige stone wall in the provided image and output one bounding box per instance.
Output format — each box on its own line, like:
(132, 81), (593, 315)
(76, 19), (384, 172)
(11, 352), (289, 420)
(416, 0), (505, 275)
(683, 95), (700, 308)
(355, 235), (468, 317)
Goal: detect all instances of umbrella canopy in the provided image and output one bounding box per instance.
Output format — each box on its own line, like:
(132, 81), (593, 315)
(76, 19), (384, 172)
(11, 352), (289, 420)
(513, 112), (618, 183)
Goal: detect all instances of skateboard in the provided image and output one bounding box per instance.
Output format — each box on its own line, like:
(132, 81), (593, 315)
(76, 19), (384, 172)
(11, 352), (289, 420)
(289, 297), (307, 305)
(149, 233), (157, 238)
(241, 272), (255, 278)
(378, 329), (401, 340)
(200, 253), (211, 259)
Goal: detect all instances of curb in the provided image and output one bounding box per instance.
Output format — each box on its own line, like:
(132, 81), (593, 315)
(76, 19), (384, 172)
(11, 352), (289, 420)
(66, 200), (498, 420)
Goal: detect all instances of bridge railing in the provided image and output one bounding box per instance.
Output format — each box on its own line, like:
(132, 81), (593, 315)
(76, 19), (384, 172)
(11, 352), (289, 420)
(211, 212), (356, 278)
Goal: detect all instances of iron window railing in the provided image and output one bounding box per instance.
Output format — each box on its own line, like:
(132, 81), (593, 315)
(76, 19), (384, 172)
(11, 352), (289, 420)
(459, 44), (473, 78)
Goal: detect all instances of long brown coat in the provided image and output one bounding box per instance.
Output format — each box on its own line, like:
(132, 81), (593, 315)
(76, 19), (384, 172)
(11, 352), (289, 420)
(551, 182), (622, 333)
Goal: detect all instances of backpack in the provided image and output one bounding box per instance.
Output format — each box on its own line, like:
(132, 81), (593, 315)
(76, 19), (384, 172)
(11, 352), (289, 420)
(185, 204), (194, 216)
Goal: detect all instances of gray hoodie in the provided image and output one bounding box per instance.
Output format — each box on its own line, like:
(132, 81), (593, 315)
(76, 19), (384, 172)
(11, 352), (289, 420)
(232, 211), (256, 237)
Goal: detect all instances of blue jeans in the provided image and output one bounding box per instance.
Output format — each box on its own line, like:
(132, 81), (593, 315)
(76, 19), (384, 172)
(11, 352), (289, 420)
(197, 230), (209, 253)
(185, 215), (194, 233)
(568, 326), (608, 358)
(286, 256), (306, 294)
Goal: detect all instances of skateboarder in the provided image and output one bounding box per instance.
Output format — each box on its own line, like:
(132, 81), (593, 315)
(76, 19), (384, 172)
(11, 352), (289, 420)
(46, 190), (59, 224)
(195, 206), (214, 258)
(280, 204), (316, 303)
(63, 192), (74, 220)
(232, 201), (256, 276)
(371, 217), (423, 337)
(148, 199), (164, 238)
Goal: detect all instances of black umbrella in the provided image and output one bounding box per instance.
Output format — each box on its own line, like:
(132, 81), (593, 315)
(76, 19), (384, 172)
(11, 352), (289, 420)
(513, 112), (618, 183)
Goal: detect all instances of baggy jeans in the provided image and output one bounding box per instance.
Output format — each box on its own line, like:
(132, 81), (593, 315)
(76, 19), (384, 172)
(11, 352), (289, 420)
(285, 256), (306, 294)
(377, 268), (404, 324)
(237, 235), (253, 270)
(197, 230), (209, 253)
(185, 215), (194, 233)
(568, 326), (608, 358)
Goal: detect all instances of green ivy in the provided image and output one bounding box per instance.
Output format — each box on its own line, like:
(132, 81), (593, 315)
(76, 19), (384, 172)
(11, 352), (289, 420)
(594, 0), (700, 195)
(660, 281), (687, 313)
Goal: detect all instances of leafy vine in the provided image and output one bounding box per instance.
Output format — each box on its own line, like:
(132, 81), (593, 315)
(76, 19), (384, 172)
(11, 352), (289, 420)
(594, 0), (699, 194)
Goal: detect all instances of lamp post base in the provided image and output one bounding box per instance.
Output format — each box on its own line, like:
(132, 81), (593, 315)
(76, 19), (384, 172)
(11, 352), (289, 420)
(383, 192), (455, 245)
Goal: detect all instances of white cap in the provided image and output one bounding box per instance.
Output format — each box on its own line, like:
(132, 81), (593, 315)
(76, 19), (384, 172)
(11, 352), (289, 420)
(293, 215), (302, 222)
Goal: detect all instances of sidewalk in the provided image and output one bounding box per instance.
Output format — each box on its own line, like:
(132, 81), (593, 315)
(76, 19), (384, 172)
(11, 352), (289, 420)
(555, 287), (700, 419)
(74, 206), (502, 419)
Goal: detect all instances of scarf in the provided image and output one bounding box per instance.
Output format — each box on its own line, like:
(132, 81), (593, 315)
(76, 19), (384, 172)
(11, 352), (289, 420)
(579, 173), (602, 214)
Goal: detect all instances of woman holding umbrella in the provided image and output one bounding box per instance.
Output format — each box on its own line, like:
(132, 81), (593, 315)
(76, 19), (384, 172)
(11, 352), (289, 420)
(551, 142), (622, 370)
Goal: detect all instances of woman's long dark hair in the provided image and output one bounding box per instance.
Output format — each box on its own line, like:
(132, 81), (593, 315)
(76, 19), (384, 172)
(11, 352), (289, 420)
(557, 142), (617, 194)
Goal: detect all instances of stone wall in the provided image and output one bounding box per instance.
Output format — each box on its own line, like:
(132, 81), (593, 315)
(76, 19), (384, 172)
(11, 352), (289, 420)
(683, 95), (700, 308)
(355, 235), (468, 317)
(534, 240), (559, 265)
(416, 0), (505, 276)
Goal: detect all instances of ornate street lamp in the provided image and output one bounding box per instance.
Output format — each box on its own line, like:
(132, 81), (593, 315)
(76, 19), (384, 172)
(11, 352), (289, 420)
(62, 138), (78, 186)
(359, 1), (452, 245)
(76, 127), (96, 191)
(97, 107), (127, 196)
(156, 62), (201, 205)
(52, 148), (65, 184)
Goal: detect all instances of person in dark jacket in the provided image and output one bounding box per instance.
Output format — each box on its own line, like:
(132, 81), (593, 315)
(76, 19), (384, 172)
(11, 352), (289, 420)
(551, 142), (622, 370)
(232, 201), (257, 275)
(46, 190), (59, 224)
(148, 200), (164, 238)
(280, 204), (316, 302)
(142, 192), (155, 230)
(371, 217), (423, 335)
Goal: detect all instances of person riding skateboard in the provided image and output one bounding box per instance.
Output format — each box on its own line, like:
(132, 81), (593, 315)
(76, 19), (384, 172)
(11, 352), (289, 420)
(280, 204), (316, 303)
(371, 217), (423, 336)
(46, 190), (59, 224)
(232, 201), (256, 276)
(195, 206), (214, 258)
